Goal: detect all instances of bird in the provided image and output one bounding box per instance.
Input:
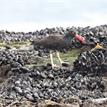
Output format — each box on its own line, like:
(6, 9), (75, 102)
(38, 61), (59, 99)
(31, 32), (76, 69)
(32, 31), (104, 69)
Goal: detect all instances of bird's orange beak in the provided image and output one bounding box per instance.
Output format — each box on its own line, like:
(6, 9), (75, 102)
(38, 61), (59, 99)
(95, 43), (103, 49)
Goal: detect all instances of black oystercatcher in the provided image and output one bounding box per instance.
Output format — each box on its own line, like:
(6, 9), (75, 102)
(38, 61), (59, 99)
(32, 31), (104, 68)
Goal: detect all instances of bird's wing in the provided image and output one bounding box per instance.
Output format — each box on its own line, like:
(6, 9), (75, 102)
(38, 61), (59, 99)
(38, 36), (64, 45)
(32, 35), (65, 50)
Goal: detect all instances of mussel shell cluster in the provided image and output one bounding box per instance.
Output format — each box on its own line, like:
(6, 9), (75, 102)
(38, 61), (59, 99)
(73, 49), (107, 76)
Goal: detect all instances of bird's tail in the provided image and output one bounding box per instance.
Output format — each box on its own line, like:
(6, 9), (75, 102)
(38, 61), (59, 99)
(31, 40), (40, 50)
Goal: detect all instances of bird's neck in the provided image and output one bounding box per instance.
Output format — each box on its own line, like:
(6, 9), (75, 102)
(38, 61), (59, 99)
(64, 35), (73, 42)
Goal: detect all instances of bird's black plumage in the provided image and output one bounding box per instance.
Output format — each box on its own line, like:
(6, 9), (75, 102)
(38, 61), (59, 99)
(32, 34), (74, 51)
(32, 31), (97, 52)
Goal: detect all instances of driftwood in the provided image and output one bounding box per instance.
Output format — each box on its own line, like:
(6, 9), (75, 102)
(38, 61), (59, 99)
(38, 100), (79, 107)
(89, 97), (107, 104)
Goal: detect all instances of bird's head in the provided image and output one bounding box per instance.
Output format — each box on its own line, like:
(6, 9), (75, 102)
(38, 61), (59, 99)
(64, 30), (76, 42)
(69, 31), (76, 37)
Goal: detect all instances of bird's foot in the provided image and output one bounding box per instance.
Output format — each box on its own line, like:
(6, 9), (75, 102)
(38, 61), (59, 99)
(52, 64), (60, 69)
(61, 61), (70, 67)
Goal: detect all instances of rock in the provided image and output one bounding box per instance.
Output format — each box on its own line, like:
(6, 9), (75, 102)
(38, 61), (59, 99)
(25, 93), (34, 101)
(14, 87), (23, 95)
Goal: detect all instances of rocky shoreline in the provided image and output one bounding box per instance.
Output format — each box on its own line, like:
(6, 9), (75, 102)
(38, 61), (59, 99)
(0, 25), (107, 106)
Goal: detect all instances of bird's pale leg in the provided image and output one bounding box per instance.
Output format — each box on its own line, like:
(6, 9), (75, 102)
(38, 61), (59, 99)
(56, 51), (69, 66)
(50, 51), (59, 69)
(56, 51), (64, 64)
